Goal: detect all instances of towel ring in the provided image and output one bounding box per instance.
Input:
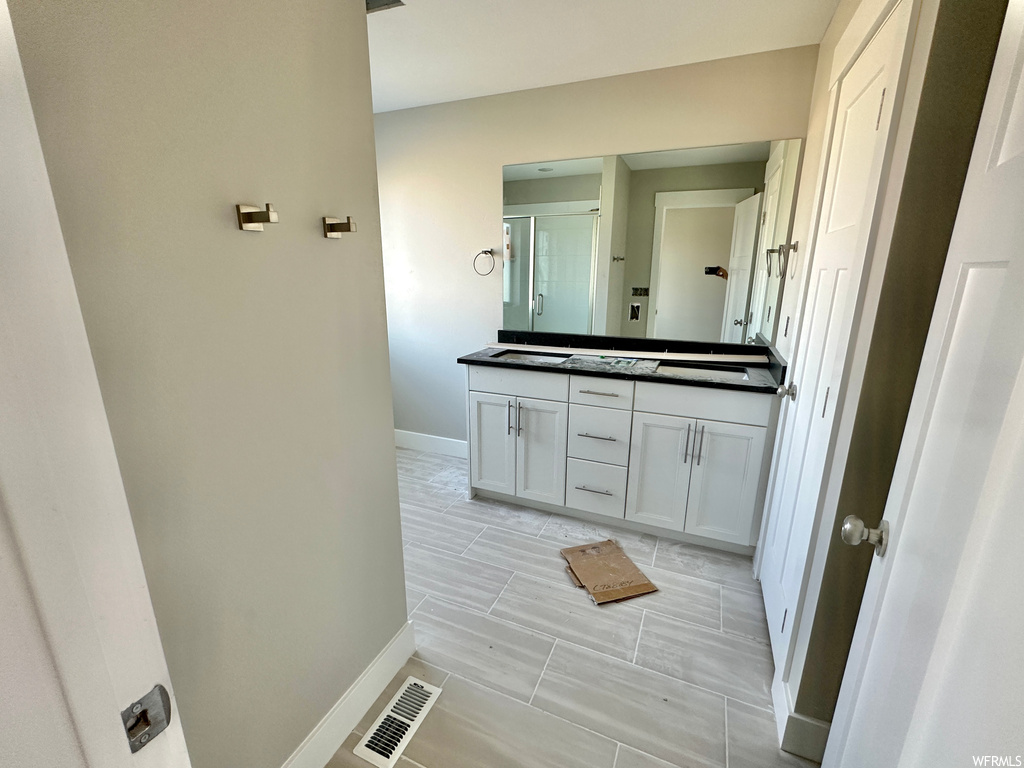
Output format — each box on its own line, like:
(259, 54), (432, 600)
(473, 249), (496, 276)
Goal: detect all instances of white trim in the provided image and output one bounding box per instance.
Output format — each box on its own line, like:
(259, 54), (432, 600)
(771, 677), (831, 762)
(395, 429), (468, 458)
(647, 188), (755, 338)
(831, 0), (903, 85)
(502, 200), (600, 217)
(280, 622), (416, 768)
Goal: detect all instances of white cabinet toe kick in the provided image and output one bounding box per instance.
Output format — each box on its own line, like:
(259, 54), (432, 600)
(465, 365), (779, 551)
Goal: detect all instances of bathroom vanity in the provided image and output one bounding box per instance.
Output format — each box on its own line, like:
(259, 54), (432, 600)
(459, 332), (786, 553)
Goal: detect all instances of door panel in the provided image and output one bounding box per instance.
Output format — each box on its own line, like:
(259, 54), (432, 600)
(469, 392), (517, 495)
(625, 412), (696, 532)
(831, 4), (1024, 763)
(515, 397), (568, 505)
(759, 1), (912, 670)
(685, 420), (767, 545)
(722, 193), (761, 342)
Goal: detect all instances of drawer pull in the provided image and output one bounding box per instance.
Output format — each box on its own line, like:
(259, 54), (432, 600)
(578, 389), (619, 398)
(507, 400), (513, 435)
(575, 485), (614, 497)
(577, 432), (617, 442)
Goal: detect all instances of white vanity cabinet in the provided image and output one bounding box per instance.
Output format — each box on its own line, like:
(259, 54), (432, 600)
(626, 413), (766, 544)
(468, 368), (568, 506)
(465, 362), (777, 551)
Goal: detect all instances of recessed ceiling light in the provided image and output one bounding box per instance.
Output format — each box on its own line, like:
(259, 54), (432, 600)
(538, 167), (554, 173)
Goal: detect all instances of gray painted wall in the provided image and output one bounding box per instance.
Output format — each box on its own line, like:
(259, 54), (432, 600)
(375, 46), (818, 442)
(8, 1), (408, 767)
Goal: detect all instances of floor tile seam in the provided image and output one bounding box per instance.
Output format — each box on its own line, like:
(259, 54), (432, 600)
(442, 511), (551, 539)
(527, 641), (558, 705)
(459, 526), (489, 556)
(504, 569), (648, 616)
(720, 585), (725, 632)
(412, 590), (755, 707)
(411, 593), (559, 647)
(647, 561), (763, 595)
(724, 695), (775, 716)
(628, 646), (774, 710)
(420, 660), (727, 768)
(439, 667), (620, 751)
(486, 573), (514, 615)
(405, 539), (516, 581)
(408, 593), (427, 616)
(631, 610), (646, 664)
(613, 742), (621, 768)
(436, 536), (573, 580)
(639, 605), (768, 640)
(543, 635), (732, 706)
(724, 697), (731, 768)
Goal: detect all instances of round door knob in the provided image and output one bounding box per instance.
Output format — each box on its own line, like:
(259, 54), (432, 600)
(734, 319), (744, 326)
(840, 515), (889, 557)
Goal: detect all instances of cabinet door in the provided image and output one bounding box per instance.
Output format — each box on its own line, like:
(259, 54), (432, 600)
(515, 397), (568, 506)
(625, 412), (697, 533)
(469, 391), (516, 495)
(685, 420), (766, 545)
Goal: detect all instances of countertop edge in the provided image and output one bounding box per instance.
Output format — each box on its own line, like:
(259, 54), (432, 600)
(457, 352), (782, 395)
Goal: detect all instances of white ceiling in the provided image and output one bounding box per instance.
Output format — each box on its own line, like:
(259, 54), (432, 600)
(367, 0), (840, 113)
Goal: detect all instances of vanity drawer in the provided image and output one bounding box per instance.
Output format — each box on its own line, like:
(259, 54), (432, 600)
(634, 381), (773, 427)
(565, 458), (627, 519)
(569, 375), (634, 409)
(469, 366), (568, 401)
(567, 404), (632, 466)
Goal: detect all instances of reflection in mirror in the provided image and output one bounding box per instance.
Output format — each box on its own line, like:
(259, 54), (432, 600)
(502, 140), (803, 345)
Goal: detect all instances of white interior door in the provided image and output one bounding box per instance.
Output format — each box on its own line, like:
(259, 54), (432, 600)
(759, 0), (912, 674)
(827, 4), (1024, 764)
(648, 188), (754, 341)
(1, 3), (191, 764)
(721, 193), (762, 342)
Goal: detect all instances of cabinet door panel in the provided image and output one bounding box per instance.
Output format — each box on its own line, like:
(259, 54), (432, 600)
(469, 391), (516, 495)
(625, 412), (697, 532)
(516, 398), (568, 506)
(685, 420), (766, 545)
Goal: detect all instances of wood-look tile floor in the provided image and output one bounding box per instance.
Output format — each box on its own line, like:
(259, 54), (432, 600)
(328, 449), (817, 768)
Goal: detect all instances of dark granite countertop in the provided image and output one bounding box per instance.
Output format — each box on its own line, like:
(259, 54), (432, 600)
(458, 347), (782, 395)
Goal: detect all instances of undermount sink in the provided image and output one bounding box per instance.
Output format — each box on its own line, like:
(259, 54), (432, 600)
(496, 351), (571, 363)
(655, 363), (750, 382)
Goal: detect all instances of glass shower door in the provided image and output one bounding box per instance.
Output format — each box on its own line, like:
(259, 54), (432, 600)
(532, 214), (597, 334)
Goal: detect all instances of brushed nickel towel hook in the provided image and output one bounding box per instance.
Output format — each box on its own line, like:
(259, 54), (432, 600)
(236, 203), (279, 232)
(323, 216), (356, 238)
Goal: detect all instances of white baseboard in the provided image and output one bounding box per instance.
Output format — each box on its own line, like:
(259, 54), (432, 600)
(771, 675), (831, 762)
(395, 429), (467, 459)
(281, 621), (416, 768)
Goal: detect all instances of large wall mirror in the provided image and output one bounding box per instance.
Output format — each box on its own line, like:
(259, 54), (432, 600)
(502, 140), (803, 346)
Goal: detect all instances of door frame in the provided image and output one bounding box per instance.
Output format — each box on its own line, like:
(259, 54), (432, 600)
(824, 1), (1022, 762)
(647, 188), (755, 338)
(752, 0), (933, 756)
(1, 3), (191, 763)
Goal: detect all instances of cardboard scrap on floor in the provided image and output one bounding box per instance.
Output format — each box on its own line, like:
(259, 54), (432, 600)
(560, 540), (657, 605)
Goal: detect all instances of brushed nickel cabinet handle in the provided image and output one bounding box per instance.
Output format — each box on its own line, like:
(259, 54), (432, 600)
(579, 389), (619, 397)
(683, 423), (691, 464)
(696, 425), (706, 466)
(577, 433), (617, 442)
(517, 402), (523, 436)
(575, 485), (613, 496)
(507, 400), (513, 435)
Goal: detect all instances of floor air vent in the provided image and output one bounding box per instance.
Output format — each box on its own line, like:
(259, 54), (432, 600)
(353, 677), (441, 767)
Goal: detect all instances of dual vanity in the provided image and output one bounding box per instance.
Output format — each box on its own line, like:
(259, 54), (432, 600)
(460, 332), (787, 553)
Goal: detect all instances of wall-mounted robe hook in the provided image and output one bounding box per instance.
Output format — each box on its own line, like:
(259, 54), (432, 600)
(323, 216), (356, 238)
(236, 204), (279, 232)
